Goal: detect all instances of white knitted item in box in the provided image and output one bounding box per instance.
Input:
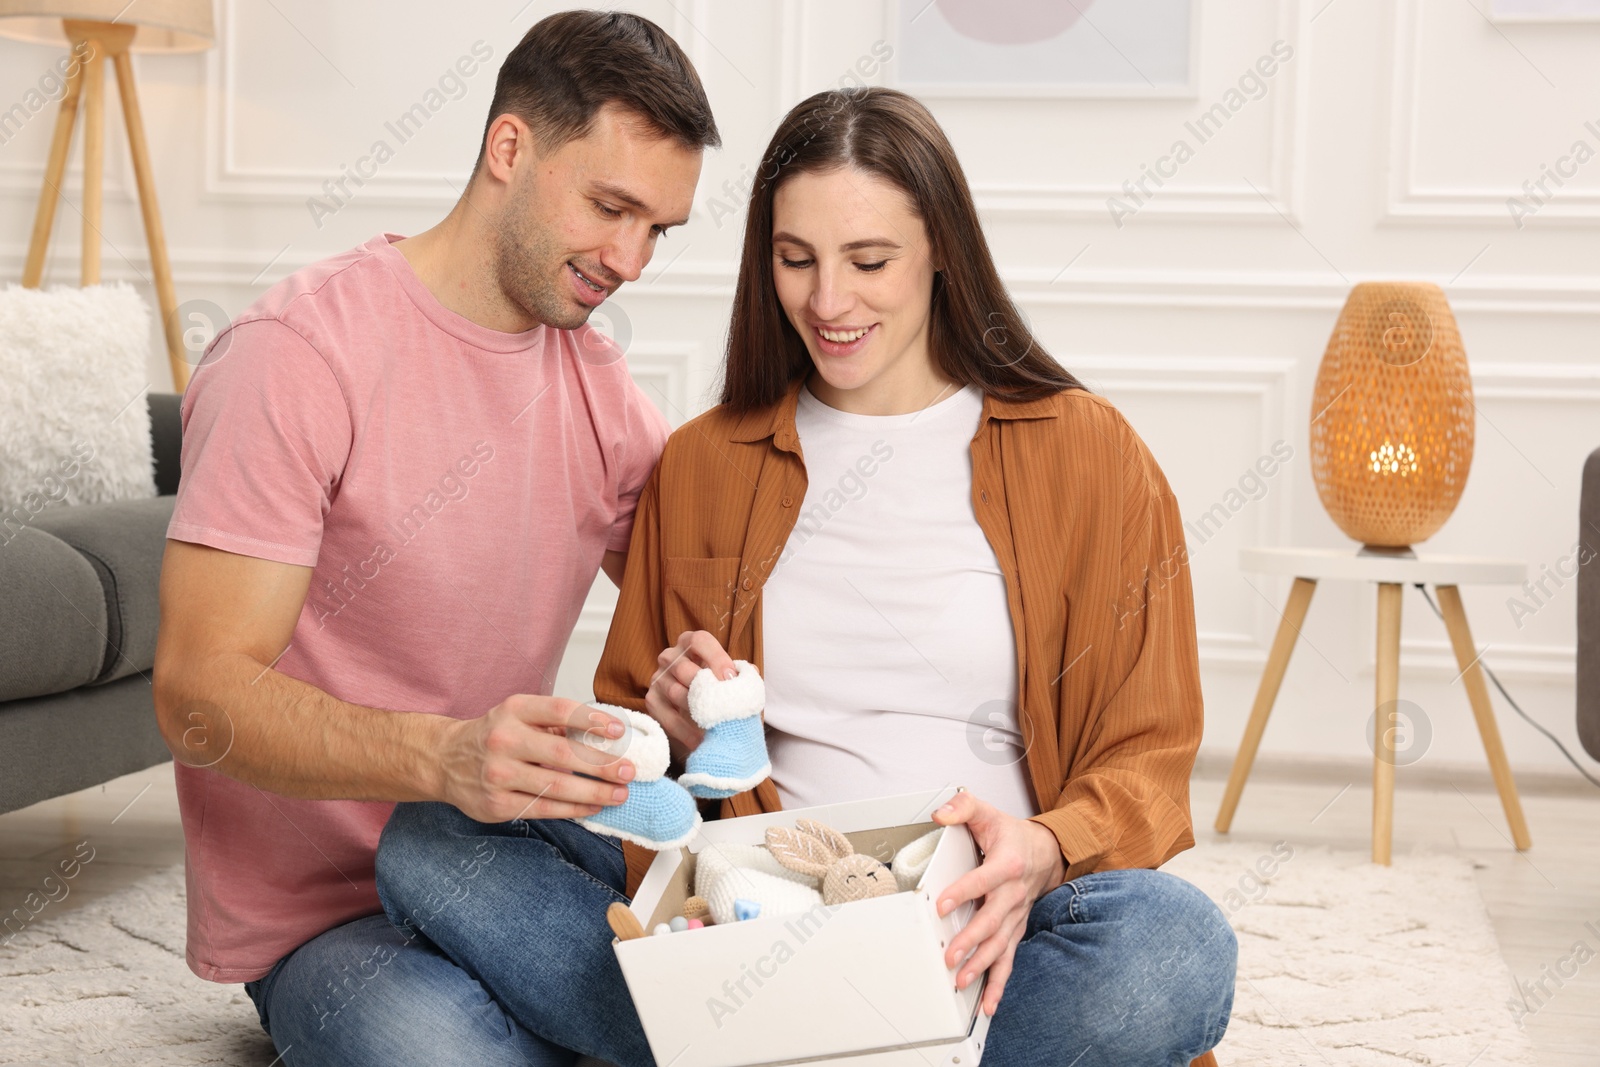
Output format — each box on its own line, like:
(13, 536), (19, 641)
(694, 841), (816, 899)
(891, 828), (944, 892)
(703, 867), (824, 926)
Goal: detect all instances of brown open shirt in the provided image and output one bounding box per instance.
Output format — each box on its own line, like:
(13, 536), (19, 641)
(593, 377), (1217, 1066)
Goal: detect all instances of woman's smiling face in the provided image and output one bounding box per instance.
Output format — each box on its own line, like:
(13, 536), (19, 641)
(771, 167), (948, 414)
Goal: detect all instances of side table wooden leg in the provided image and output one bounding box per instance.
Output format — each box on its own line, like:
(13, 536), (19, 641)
(1216, 577), (1317, 833)
(1373, 582), (1403, 866)
(1435, 584), (1533, 850)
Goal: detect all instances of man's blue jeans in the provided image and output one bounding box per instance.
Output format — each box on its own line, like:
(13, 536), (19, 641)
(244, 801), (1236, 1066)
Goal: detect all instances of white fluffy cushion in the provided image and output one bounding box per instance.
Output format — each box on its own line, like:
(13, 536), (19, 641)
(0, 284), (156, 514)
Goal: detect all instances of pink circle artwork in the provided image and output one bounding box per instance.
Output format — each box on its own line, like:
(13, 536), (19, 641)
(934, 0), (1090, 45)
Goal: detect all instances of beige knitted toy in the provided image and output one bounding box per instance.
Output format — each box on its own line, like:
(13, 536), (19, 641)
(765, 819), (898, 905)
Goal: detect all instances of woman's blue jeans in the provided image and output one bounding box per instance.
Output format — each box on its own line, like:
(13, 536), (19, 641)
(242, 801), (1236, 1066)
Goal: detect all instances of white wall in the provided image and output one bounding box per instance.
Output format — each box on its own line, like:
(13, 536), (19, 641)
(3, 0), (1597, 784)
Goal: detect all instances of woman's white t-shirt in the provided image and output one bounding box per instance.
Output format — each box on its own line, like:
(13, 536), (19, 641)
(760, 380), (1038, 820)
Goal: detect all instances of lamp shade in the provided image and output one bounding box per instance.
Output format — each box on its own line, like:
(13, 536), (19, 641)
(0, 0), (212, 51)
(1308, 281), (1474, 549)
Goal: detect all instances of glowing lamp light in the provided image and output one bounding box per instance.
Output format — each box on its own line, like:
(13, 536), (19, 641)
(1369, 441), (1418, 477)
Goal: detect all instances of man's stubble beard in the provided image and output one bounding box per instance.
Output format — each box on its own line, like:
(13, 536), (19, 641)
(492, 204), (591, 332)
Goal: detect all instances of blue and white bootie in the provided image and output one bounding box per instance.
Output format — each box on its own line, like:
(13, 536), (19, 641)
(570, 705), (701, 850)
(678, 661), (771, 800)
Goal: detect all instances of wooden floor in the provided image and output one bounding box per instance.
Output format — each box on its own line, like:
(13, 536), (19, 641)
(2, 760), (1597, 1063)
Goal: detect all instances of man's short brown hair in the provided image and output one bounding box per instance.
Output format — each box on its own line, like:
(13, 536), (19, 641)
(477, 9), (720, 170)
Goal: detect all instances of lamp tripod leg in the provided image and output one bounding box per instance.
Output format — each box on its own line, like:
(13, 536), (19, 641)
(79, 38), (106, 286)
(114, 50), (189, 392)
(21, 46), (87, 288)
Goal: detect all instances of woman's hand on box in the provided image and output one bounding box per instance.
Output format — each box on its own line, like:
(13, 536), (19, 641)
(647, 630), (735, 765)
(931, 791), (1067, 1016)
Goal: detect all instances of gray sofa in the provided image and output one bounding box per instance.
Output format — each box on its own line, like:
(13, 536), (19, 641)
(1579, 446), (1600, 761)
(0, 392), (182, 814)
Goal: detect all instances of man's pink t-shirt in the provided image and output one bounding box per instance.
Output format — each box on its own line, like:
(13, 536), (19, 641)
(166, 232), (670, 983)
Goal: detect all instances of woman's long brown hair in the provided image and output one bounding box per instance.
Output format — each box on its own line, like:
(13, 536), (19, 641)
(720, 87), (1084, 411)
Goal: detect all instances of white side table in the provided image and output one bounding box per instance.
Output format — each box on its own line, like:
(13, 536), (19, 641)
(1214, 546), (1532, 864)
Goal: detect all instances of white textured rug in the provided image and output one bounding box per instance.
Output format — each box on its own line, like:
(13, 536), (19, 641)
(0, 863), (273, 1066)
(0, 844), (1535, 1066)
(1163, 842), (1537, 1066)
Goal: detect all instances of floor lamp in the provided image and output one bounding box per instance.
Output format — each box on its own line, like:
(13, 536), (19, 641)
(0, 0), (214, 392)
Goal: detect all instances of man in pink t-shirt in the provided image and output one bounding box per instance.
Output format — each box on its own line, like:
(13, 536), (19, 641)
(155, 12), (716, 1065)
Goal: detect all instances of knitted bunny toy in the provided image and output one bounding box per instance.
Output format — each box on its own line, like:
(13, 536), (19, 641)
(765, 819), (898, 906)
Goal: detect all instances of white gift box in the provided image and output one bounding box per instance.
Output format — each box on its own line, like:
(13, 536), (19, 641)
(614, 786), (992, 1067)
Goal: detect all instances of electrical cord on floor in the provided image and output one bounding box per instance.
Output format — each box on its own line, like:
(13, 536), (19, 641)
(1413, 583), (1600, 791)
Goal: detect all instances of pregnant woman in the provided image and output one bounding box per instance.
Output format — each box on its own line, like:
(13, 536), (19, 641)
(595, 87), (1236, 1067)
(376, 86), (1236, 1067)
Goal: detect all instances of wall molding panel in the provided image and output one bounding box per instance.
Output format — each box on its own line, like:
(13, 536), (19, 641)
(14, 246), (1600, 319)
(1384, 0), (1600, 224)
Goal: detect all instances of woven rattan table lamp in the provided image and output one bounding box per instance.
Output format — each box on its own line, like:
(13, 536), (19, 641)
(1308, 281), (1475, 550)
(1215, 282), (1527, 869)
(0, 0), (214, 391)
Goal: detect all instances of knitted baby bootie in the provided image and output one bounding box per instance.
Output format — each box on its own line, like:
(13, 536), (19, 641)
(678, 661), (771, 800)
(570, 705), (701, 850)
